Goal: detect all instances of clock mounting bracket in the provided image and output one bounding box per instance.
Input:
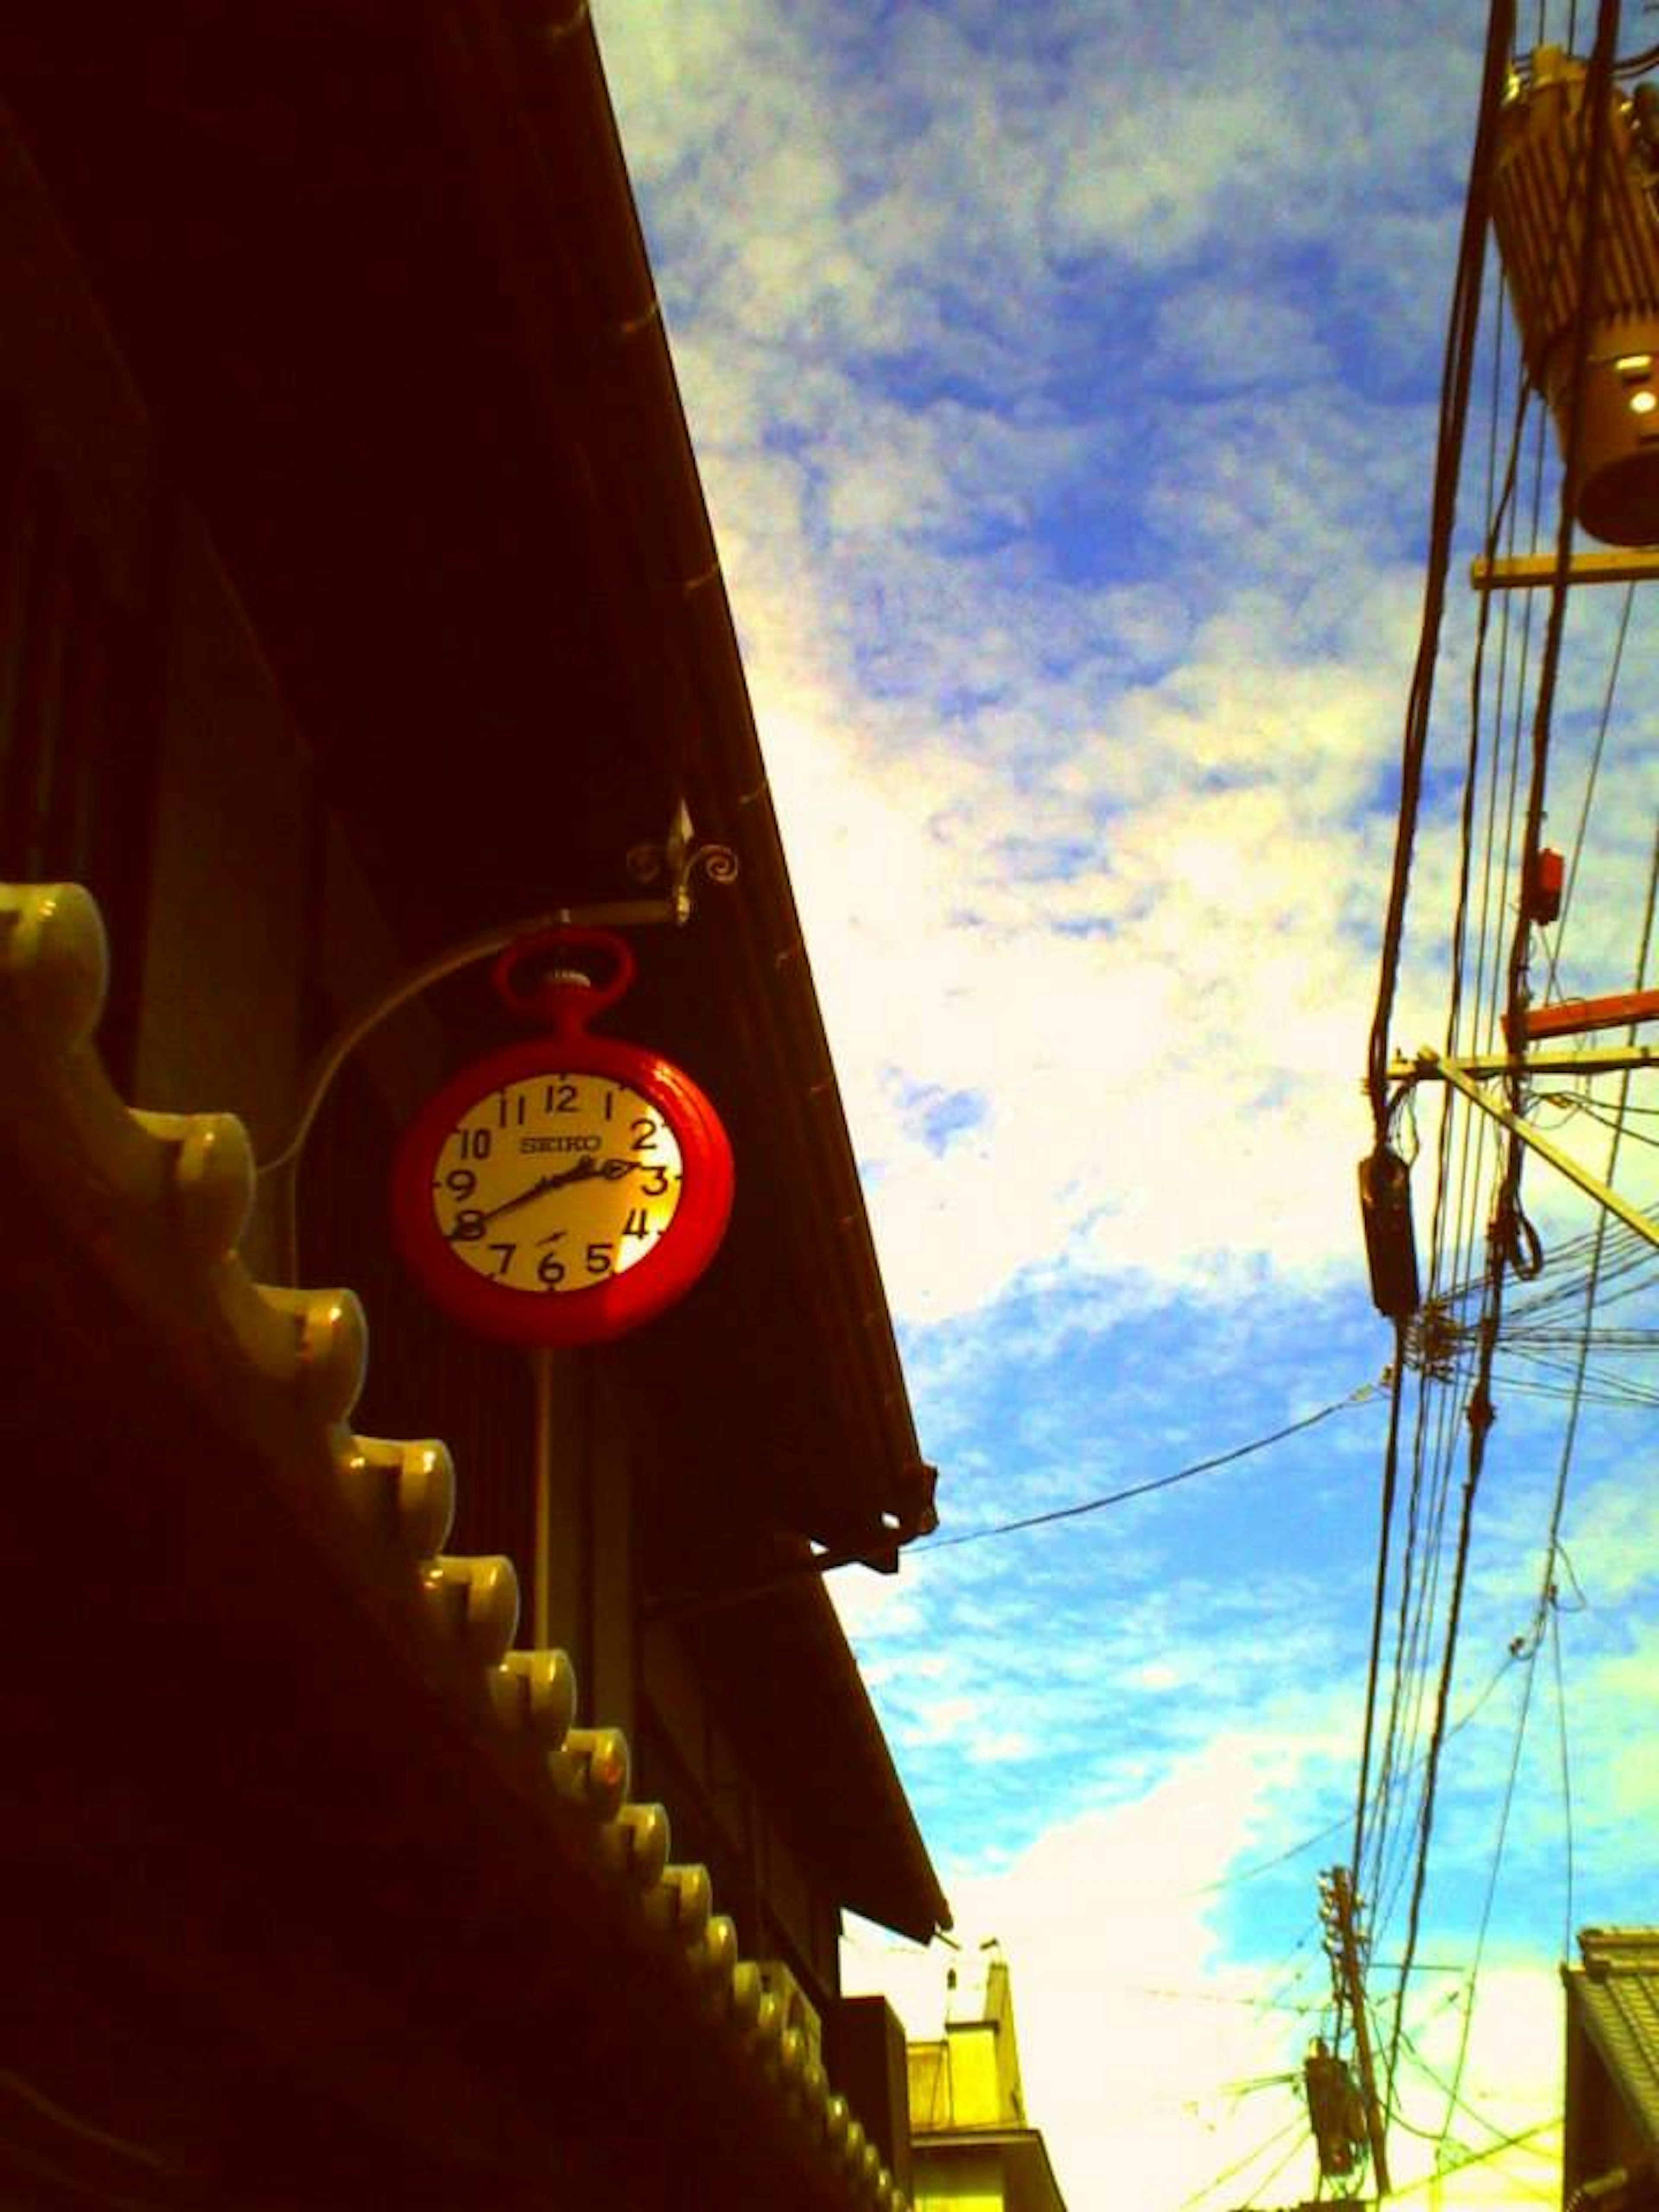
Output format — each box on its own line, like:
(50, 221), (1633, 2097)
(256, 800), (737, 1280)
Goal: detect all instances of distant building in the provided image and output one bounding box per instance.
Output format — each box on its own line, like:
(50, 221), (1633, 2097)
(1563, 1928), (1659, 2212)
(907, 1958), (1071, 2212)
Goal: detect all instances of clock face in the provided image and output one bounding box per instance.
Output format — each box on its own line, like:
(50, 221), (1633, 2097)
(392, 1008), (734, 1349)
(431, 1071), (685, 1297)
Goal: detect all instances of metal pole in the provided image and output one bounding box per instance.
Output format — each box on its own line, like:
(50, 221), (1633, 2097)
(1328, 1866), (1392, 2197)
(531, 1344), (553, 1649)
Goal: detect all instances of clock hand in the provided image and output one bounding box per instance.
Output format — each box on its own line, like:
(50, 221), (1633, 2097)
(510, 1155), (642, 1199)
(471, 1153), (646, 1232)
(530, 1162), (647, 1244)
(476, 1155), (601, 1224)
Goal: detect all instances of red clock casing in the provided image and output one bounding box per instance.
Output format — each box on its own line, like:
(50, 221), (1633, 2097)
(390, 928), (734, 1348)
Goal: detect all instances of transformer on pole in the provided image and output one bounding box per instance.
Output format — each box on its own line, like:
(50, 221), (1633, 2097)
(1492, 44), (1659, 545)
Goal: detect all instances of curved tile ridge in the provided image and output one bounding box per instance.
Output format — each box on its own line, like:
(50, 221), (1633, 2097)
(485, 1638), (913, 2211)
(0, 880), (911, 2212)
(0, 881), (367, 1420)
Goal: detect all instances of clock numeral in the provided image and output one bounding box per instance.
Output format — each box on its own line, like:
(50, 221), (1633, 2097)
(602, 1088), (615, 1121)
(458, 1129), (493, 1162)
(629, 1112), (660, 1153)
(544, 1080), (578, 1114)
(486, 1242), (517, 1278)
(537, 1250), (567, 1289)
(585, 1239), (615, 1279)
(497, 1092), (527, 1129)
(448, 1208), (486, 1243)
(443, 1168), (477, 1201)
(621, 1207), (654, 1241)
(639, 1165), (670, 1198)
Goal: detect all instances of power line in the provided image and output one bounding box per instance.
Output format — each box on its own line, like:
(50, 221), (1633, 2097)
(913, 1384), (1380, 1555)
(1366, 0), (1513, 1137)
(1435, 1634), (1547, 2140)
(1439, 818), (1659, 2129)
(1208, 1643), (1525, 1905)
(1387, 2115), (1562, 2195)
(1552, 1595), (1576, 1960)
(1180, 2106), (1310, 2212)
(1365, 5), (1560, 1970)
(1359, 10), (1646, 2149)
(1351, 1331), (1408, 1891)
(1383, 0), (1626, 2050)
(1540, 579), (1634, 997)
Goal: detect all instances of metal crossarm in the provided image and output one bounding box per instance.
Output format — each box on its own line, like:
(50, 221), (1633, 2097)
(1398, 1046), (1659, 1254)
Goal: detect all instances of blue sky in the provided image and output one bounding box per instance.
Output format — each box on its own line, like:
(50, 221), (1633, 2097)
(597, 6), (1657, 2207)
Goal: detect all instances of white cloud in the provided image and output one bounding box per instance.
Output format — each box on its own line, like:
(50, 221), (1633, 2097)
(1151, 285), (1337, 393)
(844, 1743), (1321, 2212)
(844, 1740), (1563, 2212)
(595, 0), (1475, 1328)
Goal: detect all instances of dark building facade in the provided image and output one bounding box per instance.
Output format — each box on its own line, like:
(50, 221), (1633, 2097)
(0, 7), (947, 2207)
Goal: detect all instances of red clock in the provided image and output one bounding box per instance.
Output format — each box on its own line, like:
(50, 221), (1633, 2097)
(390, 927), (734, 1347)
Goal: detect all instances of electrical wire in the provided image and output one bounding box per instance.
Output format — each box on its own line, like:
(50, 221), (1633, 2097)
(1396, 2116), (1563, 2190)
(1350, 1327), (1407, 1892)
(914, 1382), (1381, 1554)
(1552, 1594), (1577, 1959)
(1540, 582), (1635, 998)
(1367, 0), (1516, 1138)
(1180, 2106), (1311, 2212)
(1381, 1350), (1497, 2116)
(1435, 1638), (1548, 2140)
(1501, 0), (1622, 1079)
(1438, 814), (1659, 2133)
(1383, 1995), (1562, 2199)
(1242, 2123), (1321, 2212)
(1365, 12), (1630, 2135)
(1405, 188), (1556, 1951)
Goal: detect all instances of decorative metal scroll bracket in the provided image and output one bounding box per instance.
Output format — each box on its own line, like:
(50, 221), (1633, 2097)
(256, 801), (738, 1274)
(626, 796), (738, 925)
(1390, 1044), (1659, 1255)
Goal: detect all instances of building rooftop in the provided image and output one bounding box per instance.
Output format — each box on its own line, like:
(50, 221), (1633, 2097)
(906, 1958), (1069, 2212)
(1566, 1928), (1659, 2158)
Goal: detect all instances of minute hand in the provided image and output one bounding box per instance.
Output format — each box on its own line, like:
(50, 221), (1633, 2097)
(478, 1155), (602, 1224)
(478, 1154), (643, 1225)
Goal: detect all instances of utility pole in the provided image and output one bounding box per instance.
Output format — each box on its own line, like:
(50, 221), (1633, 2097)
(1319, 1866), (1392, 2196)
